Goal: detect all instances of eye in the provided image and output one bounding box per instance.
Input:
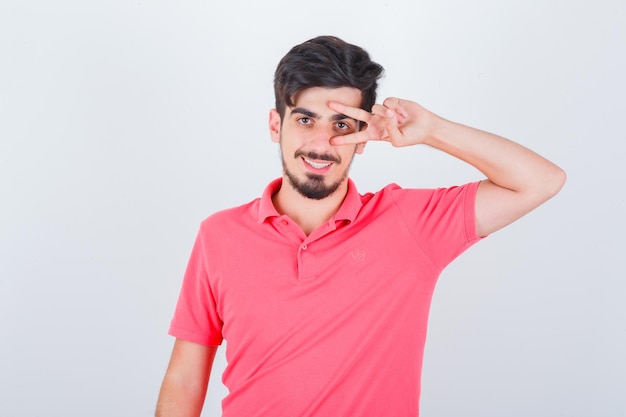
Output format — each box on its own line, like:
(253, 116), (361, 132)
(335, 121), (352, 132)
(297, 117), (311, 125)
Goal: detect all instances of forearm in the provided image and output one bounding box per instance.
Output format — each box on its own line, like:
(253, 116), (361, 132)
(155, 340), (217, 417)
(155, 372), (208, 417)
(424, 115), (565, 197)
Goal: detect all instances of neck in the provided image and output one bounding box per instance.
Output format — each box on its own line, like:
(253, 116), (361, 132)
(272, 177), (348, 236)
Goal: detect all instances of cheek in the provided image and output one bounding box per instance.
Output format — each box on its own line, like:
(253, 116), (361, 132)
(281, 133), (306, 151)
(279, 138), (299, 158)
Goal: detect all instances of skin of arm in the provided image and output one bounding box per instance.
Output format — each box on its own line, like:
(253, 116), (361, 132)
(329, 97), (566, 237)
(155, 339), (218, 417)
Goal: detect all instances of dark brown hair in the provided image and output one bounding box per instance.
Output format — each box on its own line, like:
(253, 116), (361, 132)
(273, 36), (384, 118)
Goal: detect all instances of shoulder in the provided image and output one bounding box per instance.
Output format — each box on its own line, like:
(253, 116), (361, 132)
(360, 183), (438, 206)
(357, 182), (480, 221)
(198, 197), (261, 233)
(373, 182), (479, 205)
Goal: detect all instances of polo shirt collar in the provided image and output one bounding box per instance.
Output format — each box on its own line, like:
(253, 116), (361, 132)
(257, 178), (362, 224)
(257, 178), (283, 222)
(333, 178), (362, 223)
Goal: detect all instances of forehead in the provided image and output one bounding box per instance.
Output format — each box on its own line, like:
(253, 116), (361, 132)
(291, 86), (362, 111)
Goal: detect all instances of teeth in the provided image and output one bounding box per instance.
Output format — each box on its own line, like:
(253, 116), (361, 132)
(304, 158), (331, 169)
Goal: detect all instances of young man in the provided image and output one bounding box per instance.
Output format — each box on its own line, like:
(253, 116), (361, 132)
(155, 36), (565, 417)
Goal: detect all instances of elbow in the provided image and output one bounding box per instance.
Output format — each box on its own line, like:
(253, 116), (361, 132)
(543, 164), (567, 200)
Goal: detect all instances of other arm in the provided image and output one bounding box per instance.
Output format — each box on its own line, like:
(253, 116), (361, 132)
(155, 339), (218, 417)
(329, 98), (566, 237)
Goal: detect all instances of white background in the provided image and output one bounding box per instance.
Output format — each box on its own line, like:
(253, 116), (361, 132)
(1, 1), (625, 416)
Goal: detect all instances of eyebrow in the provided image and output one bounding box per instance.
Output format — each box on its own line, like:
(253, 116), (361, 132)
(290, 107), (356, 123)
(290, 107), (318, 119)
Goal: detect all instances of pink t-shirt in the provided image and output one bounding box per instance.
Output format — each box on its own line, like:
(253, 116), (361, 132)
(170, 178), (482, 417)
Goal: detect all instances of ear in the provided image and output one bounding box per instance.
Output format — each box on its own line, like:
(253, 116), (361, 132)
(269, 109), (281, 143)
(355, 142), (367, 154)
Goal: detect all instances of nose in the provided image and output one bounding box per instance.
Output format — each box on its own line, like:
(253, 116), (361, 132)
(307, 124), (335, 152)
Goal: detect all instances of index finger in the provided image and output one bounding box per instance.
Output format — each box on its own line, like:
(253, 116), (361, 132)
(328, 101), (373, 124)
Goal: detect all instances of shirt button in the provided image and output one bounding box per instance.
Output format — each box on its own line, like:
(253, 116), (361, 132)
(301, 244), (308, 250)
(281, 219), (288, 225)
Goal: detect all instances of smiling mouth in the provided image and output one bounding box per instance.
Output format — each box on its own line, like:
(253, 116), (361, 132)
(303, 158), (332, 169)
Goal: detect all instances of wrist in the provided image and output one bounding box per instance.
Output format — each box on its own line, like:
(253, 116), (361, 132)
(421, 112), (448, 147)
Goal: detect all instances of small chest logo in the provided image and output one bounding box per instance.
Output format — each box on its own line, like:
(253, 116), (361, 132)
(351, 249), (366, 262)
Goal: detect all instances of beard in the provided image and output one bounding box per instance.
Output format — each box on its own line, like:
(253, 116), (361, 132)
(281, 150), (347, 200)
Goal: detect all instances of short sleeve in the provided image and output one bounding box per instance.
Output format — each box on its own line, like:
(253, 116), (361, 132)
(390, 181), (483, 269)
(168, 225), (224, 346)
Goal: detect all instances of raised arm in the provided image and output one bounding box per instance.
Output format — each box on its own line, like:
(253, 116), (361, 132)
(329, 98), (566, 237)
(155, 339), (218, 417)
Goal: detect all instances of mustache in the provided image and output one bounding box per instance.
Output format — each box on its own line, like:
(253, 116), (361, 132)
(294, 151), (341, 164)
